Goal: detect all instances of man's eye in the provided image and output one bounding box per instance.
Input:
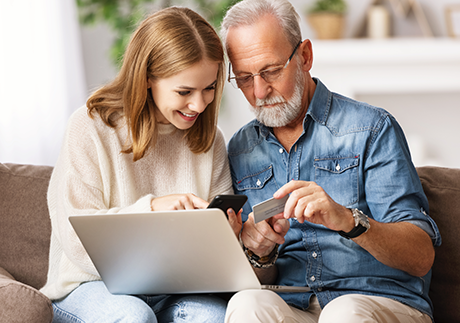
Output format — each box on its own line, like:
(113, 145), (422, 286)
(236, 75), (252, 84)
(262, 67), (282, 79)
(236, 75), (251, 81)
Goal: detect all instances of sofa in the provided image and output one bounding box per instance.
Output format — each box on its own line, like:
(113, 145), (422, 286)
(0, 163), (459, 323)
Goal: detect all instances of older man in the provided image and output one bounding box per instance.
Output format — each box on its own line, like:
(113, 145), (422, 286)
(220, 0), (441, 322)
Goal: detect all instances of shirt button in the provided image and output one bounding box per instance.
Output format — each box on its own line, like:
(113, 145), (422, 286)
(279, 148), (283, 154)
(312, 252), (317, 258)
(310, 276), (316, 282)
(336, 164), (341, 171)
(256, 179), (261, 186)
(318, 287), (323, 292)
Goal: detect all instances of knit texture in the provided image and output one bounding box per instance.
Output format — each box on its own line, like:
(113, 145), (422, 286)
(40, 106), (233, 300)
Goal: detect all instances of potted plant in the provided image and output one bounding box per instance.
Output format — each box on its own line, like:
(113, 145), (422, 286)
(307, 0), (347, 39)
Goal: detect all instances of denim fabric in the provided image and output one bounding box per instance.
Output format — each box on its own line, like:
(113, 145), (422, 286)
(227, 78), (441, 320)
(139, 294), (227, 323)
(52, 281), (226, 322)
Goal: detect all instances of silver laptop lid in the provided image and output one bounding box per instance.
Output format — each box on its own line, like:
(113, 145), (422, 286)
(69, 209), (262, 295)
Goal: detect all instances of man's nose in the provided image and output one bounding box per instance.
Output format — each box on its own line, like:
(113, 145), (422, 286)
(253, 75), (272, 100)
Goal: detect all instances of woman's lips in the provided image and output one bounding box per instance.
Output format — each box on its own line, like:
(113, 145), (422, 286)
(178, 110), (198, 121)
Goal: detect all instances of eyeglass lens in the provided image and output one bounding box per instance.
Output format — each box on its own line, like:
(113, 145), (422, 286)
(229, 41), (301, 89)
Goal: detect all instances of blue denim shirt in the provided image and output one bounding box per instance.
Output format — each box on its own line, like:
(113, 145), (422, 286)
(227, 78), (441, 319)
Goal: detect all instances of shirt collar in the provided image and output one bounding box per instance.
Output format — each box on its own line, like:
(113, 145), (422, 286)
(305, 77), (331, 126)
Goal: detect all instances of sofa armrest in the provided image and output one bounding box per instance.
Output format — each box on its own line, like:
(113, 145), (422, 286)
(417, 166), (460, 323)
(0, 266), (53, 323)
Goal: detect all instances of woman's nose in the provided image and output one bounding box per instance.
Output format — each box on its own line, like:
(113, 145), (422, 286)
(189, 93), (211, 113)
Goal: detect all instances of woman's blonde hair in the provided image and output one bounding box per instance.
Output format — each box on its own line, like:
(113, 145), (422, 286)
(87, 6), (225, 161)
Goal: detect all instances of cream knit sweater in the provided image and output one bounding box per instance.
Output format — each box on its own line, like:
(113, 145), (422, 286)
(40, 106), (233, 300)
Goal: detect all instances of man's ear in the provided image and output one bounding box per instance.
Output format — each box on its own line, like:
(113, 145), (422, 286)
(299, 39), (313, 72)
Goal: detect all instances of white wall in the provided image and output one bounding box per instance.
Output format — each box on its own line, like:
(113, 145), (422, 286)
(80, 23), (118, 93)
(0, 0), (87, 166)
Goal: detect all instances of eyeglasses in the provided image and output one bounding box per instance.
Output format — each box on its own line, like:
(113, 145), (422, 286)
(228, 41), (302, 89)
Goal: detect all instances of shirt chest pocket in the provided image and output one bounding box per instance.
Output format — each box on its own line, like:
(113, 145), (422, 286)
(235, 165), (275, 191)
(314, 156), (359, 207)
(235, 165), (278, 217)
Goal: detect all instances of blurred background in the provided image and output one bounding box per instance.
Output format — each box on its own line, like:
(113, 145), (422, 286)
(1, 0), (459, 167)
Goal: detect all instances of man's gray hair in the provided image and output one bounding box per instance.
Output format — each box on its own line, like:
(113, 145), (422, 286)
(220, 0), (301, 50)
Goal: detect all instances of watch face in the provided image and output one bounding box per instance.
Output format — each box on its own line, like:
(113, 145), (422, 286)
(353, 209), (370, 229)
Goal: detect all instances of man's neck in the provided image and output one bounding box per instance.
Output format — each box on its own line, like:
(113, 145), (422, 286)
(272, 104), (307, 152)
(273, 126), (302, 152)
(272, 85), (313, 152)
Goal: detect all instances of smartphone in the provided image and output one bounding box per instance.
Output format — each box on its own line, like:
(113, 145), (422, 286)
(207, 194), (248, 217)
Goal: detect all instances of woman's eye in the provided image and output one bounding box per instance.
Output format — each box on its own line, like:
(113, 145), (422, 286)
(177, 91), (191, 96)
(205, 85), (216, 91)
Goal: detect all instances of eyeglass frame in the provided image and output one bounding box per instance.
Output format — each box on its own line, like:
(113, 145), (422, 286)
(227, 40), (302, 89)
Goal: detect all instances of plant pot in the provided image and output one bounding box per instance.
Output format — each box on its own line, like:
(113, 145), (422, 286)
(307, 12), (345, 39)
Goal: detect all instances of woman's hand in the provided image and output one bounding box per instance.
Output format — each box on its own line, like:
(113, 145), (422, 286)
(151, 194), (242, 238)
(150, 193), (208, 211)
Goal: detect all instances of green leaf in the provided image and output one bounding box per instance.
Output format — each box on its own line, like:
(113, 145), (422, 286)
(309, 0), (347, 14)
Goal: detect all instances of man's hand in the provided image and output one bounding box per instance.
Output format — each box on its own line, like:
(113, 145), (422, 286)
(227, 208), (243, 238)
(241, 212), (290, 258)
(275, 180), (354, 232)
(274, 180), (435, 277)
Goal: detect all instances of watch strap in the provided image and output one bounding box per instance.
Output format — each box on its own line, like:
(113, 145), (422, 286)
(338, 223), (368, 239)
(338, 208), (370, 239)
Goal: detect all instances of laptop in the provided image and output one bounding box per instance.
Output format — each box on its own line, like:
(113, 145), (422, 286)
(69, 209), (310, 295)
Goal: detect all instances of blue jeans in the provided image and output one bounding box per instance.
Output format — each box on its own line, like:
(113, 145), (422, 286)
(52, 281), (227, 322)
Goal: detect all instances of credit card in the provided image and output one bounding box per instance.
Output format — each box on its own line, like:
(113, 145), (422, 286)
(253, 195), (289, 223)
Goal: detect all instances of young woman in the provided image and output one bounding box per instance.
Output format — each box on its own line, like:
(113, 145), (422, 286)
(41, 7), (239, 322)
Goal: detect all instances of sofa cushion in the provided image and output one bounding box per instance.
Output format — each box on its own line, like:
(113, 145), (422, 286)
(417, 166), (460, 323)
(0, 266), (53, 322)
(0, 163), (53, 290)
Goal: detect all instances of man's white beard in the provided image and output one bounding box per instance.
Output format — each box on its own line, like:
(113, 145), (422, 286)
(249, 66), (305, 128)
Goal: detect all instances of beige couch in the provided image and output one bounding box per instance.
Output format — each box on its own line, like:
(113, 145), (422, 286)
(0, 163), (459, 322)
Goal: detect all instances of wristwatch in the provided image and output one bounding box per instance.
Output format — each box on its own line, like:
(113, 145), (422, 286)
(338, 208), (370, 239)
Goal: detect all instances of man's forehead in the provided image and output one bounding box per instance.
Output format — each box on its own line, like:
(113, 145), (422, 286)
(226, 15), (288, 49)
(229, 49), (281, 73)
(226, 21), (291, 71)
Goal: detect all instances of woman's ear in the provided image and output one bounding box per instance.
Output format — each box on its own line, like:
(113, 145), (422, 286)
(299, 39), (313, 72)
